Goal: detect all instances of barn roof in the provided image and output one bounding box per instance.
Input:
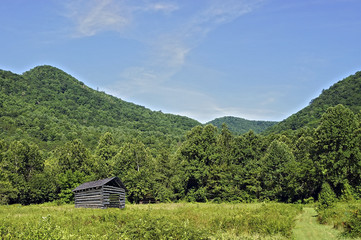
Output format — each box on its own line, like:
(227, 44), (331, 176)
(72, 176), (125, 192)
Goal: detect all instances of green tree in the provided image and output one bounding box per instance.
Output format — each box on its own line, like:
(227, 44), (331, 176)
(57, 170), (89, 203)
(314, 104), (360, 194)
(0, 181), (18, 204)
(3, 140), (44, 181)
(95, 132), (117, 178)
(293, 135), (319, 200)
(232, 130), (265, 166)
(217, 123), (234, 165)
(57, 139), (92, 174)
(0, 140), (46, 204)
(111, 139), (152, 203)
(317, 182), (336, 211)
(340, 181), (354, 202)
(259, 139), (297, 202)
(177, 125), (219, 201)
(152, 149), (181, 202)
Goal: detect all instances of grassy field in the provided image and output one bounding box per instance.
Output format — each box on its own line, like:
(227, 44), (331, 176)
(0, 202), (302, 239)
(316, 201), (361, 239)
(293, 207), (343, 240)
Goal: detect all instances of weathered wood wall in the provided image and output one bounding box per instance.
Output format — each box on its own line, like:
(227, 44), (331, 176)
(102, 185), (125, 208)
(74, 185), (125, 209)
(74, 187), (103, 208)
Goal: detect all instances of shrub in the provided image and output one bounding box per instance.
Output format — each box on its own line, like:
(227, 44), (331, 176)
(340, 182), (354, 202)
(303, 196), (314, 204)
(317, 182), (336, 211)
(343, 207), (361, 237)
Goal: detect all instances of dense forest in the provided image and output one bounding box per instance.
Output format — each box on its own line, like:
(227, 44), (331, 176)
(0, 66), (200, 149)
(1, 66), (361, 205)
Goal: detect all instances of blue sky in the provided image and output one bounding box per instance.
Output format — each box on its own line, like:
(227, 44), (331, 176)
(1, 0), (361, 123)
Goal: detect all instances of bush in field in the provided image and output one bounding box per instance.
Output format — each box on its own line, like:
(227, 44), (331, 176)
(317, 182), (336, 211)
(316, 200), (361, 237)
(303, 196), (314, 204)
(340, 182), (354, 202)
(343, 207), (361, 238)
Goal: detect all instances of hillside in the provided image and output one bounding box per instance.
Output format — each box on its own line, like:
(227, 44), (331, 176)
(207, 116), (278, 134)
(0, 65), (200, 148)
(2, 65), (361, 208)
(266, 71), (361, 133)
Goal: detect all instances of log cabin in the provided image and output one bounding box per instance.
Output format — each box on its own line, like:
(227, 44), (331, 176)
(72, 176), (126, 209)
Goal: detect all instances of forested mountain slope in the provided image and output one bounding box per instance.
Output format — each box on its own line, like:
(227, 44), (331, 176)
(2, 65), (361, 207)
(266, 71), (361, 133)
(207, 116), (278, 134)
(0, 65), (200, 148)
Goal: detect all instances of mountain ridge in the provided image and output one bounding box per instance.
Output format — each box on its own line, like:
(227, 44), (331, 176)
(207, 116), (278, 134)
(0, 65), (279, 141)
(5, 65), (357, 139)
(0, 65), (202, 150)
(265, 70), (361, 133)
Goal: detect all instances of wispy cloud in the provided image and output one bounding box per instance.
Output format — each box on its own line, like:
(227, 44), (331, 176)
(142, 2), (179, 14)
(155, 0), (263, 70)
(64, 0), (264, 121)
(65, 0), (131, 37)
(65, 0), (179, 37)
(188, 0), (259, 34)
(142, 0), (263, 78)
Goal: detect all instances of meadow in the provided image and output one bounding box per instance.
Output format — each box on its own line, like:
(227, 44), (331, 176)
(0, 202), (302, 240)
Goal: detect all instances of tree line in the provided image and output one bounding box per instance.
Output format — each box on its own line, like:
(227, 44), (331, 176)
(1, 104), (360, 205)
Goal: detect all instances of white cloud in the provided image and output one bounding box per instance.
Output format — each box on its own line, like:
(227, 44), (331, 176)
(143, 2), (179, 13)
(116, 67), (159, 97)
(65, 0), (131, 37)
(149, 0), (263, 71)
(110, 0), (264, 121)
(192, 0), (258, 29)
(65, 0), (265, 121)
(65, 0), (179, 37)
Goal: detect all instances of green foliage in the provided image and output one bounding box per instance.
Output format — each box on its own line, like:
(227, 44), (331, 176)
(340, 181), (355, 202)
(317, 182), (337, 211)
(56, 170), (90, 203)
(3, 140), (44, 181)
(111, 139), (153, 203)
(208, 116), (278, 135)
(0, 181), (18, 204)
(94, 132), (117, 178)
(292, 134), (319, 200)
(0, 65), (200, 148)
(0, 140), (50, 205)
(343, 207), (361, 238)
(2, 64), (361, 206)
(303, 197), (314, 204)
(314, 105), (360, 192)
(0, 203), (301, 239)
(267, 71), (361, 133)
(258, 140), (298, 202)
(57, 139), (93, 173)
(315, 201), (361, 238)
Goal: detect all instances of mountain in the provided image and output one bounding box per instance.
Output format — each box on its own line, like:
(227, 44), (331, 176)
(266, 71), (361, 133)
(207, 116), (278, 134)
(0, 65), (200, 148)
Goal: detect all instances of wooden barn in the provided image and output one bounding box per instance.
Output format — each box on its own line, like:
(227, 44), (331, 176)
(72, 177), (126, 209)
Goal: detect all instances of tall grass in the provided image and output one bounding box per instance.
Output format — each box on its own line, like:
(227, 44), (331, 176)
(317, 201), (361, 238)
(0, 202), (302, 239)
